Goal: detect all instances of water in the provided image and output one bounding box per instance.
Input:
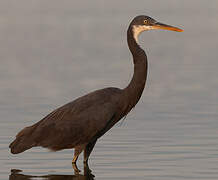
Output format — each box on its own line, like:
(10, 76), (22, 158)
(1, 0), (218, 179)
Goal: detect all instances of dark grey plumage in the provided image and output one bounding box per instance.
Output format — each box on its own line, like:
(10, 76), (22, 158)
(9, 15), (183, 164)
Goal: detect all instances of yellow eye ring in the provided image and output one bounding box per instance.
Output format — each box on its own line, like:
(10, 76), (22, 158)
(144, 20), (148, 24)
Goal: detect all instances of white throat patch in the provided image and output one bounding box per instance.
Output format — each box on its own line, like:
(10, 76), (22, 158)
(132, 25), (153, 43)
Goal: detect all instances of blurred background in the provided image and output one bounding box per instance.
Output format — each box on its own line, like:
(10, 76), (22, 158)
(1, 0), (218, 179)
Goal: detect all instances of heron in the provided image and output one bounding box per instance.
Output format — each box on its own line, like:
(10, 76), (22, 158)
(9, 15), (183, 164)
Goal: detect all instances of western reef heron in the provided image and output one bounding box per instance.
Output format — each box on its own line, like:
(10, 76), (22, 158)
(9, 15), (183, 164)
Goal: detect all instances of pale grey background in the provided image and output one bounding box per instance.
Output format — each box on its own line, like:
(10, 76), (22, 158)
(1, 0), (218, 179)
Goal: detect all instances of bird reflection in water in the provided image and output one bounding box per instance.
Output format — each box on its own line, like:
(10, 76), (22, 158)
(9, 164), (95, 180)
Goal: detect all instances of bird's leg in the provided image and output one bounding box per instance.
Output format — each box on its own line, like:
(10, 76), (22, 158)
(84, 163), (95, 178)
(83, 139), (97, 164)
(72, 147), (83, 164)
(72, 163), (80, 174)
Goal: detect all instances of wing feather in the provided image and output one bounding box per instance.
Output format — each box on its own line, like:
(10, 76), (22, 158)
(29, 88), (121, 150)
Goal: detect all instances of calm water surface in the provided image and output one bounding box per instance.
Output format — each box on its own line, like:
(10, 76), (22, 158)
(1, 0), (218, 179)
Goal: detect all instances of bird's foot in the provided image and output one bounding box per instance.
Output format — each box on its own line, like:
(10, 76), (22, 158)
(72, 162), (81, 174)
(83, 162), (93, 176)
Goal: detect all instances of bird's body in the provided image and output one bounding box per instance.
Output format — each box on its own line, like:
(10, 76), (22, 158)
(9, 15), (182, 164)
(10, 88), (121, 152)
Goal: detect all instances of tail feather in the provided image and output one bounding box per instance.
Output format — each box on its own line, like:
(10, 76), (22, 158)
(9, 126), (36, 154)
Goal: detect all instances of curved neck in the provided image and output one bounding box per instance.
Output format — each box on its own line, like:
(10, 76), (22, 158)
(122, 26), (148, 113)
(127, 26), (146, 61)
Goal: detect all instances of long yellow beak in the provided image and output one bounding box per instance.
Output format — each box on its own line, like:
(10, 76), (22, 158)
(154, 22), (183, 32)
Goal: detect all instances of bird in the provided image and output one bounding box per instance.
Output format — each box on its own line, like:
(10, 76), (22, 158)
(9, 15), (183, 164)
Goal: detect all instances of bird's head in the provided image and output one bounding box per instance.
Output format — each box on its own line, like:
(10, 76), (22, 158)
(130, 15), (183, 42)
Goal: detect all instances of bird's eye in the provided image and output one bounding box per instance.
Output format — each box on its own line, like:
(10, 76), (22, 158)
(144, 20), (148, 24)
